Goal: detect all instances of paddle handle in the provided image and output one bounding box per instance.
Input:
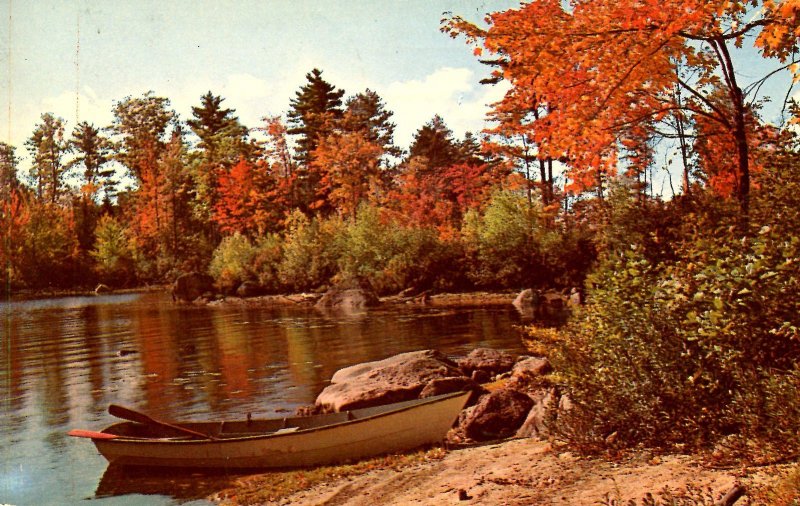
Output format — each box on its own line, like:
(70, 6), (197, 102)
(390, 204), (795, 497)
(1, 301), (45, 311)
(108, 404), (216, 440)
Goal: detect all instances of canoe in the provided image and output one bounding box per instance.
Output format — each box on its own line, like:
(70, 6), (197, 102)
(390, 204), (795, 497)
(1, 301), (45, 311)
(70, 390), (471, 469)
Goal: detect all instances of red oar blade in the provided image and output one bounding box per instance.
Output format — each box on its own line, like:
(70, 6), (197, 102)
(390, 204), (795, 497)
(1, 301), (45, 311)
(68, 429), (119, 440)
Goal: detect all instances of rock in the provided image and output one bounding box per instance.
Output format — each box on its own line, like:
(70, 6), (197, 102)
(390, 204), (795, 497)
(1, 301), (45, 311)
(568, 287), (582, 307)
(457, 348), (516, 377)
(236, 281), (262, 297)
(516, 388), (557, 438)
(315, 286), (380, 311)
(512, 357), (551, 378)
(94, 283), (111, 294)
(542, 290), (566, 309)
(419, 376), (475, 398)
(471, 369), (491, 384)
(315, 350), (463, 413)
(512, 288), (540, 308)
(506, 357), (552, 394)
(172, 272), (215, 302)
(461, 388), (534, 441)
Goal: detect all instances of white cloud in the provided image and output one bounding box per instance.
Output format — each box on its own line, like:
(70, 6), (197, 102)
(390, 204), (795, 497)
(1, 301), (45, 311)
(381, 67), (508, 147)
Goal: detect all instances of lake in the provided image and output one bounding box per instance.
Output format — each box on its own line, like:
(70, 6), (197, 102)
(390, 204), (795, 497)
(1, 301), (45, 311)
(0, 291), (527, 505)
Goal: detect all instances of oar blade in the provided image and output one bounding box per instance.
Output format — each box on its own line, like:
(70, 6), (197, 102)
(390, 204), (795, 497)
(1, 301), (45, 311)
(68, 429), (118, 440)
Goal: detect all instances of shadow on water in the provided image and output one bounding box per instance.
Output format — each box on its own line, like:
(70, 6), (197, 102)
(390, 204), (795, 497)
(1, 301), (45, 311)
(96, 464), (240, 501)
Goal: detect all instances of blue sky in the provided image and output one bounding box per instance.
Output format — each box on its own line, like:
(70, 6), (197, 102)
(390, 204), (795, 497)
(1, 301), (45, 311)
(1, 0), (519, 163)
(1, 0), (795, 190)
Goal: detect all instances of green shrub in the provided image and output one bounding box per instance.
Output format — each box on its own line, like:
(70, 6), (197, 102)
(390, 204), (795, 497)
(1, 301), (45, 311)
(334, 205), (462, 294)
(209, 233), (257, 293)
(277, 211), (340, 292)
(251, 234), (283, 293)
(91, 214), (136, 286)
(553, 224), (800, 457)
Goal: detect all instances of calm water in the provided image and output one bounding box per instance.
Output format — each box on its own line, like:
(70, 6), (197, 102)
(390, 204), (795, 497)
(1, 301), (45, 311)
(0, 291), (525, 505)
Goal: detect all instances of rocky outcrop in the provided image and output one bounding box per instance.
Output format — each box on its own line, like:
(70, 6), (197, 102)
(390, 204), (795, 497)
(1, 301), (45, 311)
(315, 285), (380, 311)
(506, 356), (551, 393)
(313, 347), (564, 444)
(457, 348), (516, 378)
(315, 350), (467, 413)
(172, 272), (215, 302)
(236, 281), (262, 297)
(461, 388), (534, 441)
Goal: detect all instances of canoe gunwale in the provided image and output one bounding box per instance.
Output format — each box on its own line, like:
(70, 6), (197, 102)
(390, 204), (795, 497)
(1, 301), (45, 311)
(97, 390), (470, 445)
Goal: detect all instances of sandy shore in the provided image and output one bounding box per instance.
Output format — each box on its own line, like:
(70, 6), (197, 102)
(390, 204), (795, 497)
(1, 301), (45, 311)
(211, 438), (786, 505)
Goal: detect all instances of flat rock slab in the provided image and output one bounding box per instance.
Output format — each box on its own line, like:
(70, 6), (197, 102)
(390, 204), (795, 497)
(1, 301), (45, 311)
(316, 350), (465, 413)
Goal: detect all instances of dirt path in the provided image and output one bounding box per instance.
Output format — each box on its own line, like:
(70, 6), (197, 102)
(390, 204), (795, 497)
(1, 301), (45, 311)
(261, 439), (765, 506)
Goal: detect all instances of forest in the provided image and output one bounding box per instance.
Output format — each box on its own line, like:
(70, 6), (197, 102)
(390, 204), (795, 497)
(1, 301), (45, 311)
(3, 0), (800, 466)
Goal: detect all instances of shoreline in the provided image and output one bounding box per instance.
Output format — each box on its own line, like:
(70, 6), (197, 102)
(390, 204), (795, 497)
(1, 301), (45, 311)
(210, 438), (784, 505)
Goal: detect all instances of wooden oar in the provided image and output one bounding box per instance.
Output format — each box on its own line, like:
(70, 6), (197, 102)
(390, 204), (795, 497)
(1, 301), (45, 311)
(68, 429), (120, 440)
(108, 404), (217, 440)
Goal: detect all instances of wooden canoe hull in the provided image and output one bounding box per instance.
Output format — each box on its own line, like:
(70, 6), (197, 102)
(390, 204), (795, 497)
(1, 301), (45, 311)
(92, 391), (470, 469)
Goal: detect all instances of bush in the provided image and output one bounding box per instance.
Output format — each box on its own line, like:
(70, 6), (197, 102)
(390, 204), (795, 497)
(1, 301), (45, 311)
(553, 224), (800, 457)
(277, 211), (340, 292)
(209, 233), (258, 293)
(335, 205), (462, 294)
(251, 234), (284, 293)
(461, 189), (592, 289)
(91, 214), (136, 287)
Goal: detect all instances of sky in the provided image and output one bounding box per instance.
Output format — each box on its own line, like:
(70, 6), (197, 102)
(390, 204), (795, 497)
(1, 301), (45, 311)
(1, 0), (796, 192)
(1, 0), (519, 167)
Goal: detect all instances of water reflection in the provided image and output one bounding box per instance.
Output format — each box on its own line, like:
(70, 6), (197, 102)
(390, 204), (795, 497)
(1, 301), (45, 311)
(0, 292), (525, 505)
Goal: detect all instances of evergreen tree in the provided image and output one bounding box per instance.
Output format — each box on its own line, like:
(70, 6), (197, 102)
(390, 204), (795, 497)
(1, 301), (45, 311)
(287, 68), (344, 166)
(26, 113), (71, 203)
(342, 89), (402, 159)
(187, 91), (251, 231)
(187, 91), (248, 155)
(0, 142), (19, 201)
(407, 115), (459, 174)
(69, 122), (114, 201)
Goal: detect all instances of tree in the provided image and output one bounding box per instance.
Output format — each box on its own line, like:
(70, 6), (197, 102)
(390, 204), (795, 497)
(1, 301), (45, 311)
(69, 122), (112, 194)
(26, 113), (70, 204)
(214, 157), (284, 236)
(444, 0), (800, 220)
(311, 130), (384, 219)
(342, 89), (402, 160)
(110, 91), (176, 182)
(187, 91), (251, 223)
(0, 142), (19, 202)
(287, 68), (345, 166)
(407, 115), (460, 174)
(187, 91), (248, 153)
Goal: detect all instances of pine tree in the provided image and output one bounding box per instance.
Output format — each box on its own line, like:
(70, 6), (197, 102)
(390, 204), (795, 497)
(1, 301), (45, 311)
(187, 91), (248, 155)
(26, 113), (71, 204)
(69, 122), (114, 201)
(407, 115), (459, 174)
(287, 68), (344, 166)
(0, 142), (19, 201)
(342, 89), (402, 159)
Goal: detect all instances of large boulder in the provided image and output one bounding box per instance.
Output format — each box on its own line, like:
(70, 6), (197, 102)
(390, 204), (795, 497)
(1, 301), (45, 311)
(457, 348), (517, 378)
(315, 350), (466, 413)
(506, 356), (552, 393)
(315, 286), (380, 311)
(236, 281), (262, 297)
(461, 388), (534, 441)
(172, 272), (215, 302)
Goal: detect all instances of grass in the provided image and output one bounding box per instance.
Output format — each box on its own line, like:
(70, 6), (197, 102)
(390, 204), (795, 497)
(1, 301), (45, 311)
(210, 446), (447, 505)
